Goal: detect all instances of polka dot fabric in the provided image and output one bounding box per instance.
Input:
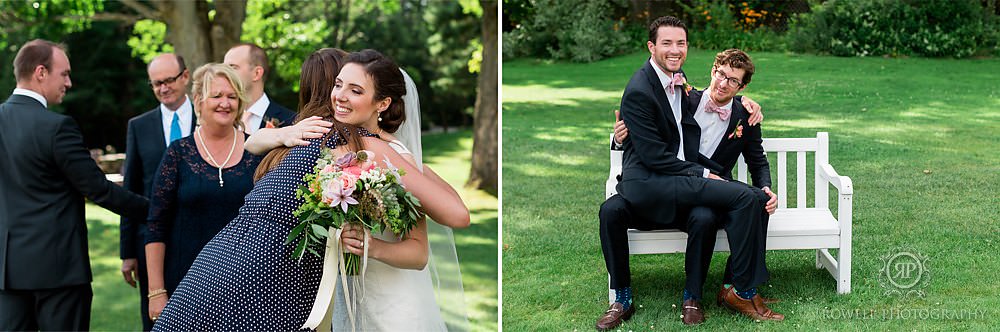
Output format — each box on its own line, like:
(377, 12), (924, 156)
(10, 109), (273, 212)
(152, 129), (373, 331)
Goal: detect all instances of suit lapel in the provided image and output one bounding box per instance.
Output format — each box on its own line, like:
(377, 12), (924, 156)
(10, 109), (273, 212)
(642, 62), (677, 132)
(712, 99), (745, 159)
(143, 109), (168, 152)
(188, 109), (198, 132)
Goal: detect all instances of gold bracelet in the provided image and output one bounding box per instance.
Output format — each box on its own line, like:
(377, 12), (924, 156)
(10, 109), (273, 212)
(147, 288), (167, 299)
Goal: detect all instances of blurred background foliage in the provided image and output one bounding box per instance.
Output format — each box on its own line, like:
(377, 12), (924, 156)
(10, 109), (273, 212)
(503, 0), (999, 62)
(0, 0), (484, 151)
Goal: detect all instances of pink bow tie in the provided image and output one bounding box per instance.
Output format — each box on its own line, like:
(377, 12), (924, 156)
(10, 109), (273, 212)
(666, 73), (687, 96)
(705, 101), (731, 121)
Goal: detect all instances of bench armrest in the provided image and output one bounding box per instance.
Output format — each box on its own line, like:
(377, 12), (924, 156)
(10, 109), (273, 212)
(818, 164), (853, 196)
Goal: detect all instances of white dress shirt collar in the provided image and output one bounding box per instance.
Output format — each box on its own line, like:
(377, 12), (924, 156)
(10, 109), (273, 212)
(648, 58), (686, 161)
(159, 96), (194, 146)
(12, 88), (48, 108)
(244, 93), (271, 134)
(694, 90), (734, 158)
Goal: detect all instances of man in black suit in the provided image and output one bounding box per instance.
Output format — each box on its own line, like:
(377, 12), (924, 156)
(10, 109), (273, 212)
(0, 39), (149, 331)
(120, 52), (196, 330)
(595, 18), (782, 330)
(604, 49), (780, 326)
(224, 43), (295, 133)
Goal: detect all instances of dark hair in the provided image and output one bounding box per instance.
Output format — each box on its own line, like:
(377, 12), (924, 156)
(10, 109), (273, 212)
(13, 39), (65, 82)
(343, 49), (406, 134)
(714, 48), (754, 87)
(232, 43), (270, 80)
(648, 16), (688, 43)
(254, 47), (356, 181)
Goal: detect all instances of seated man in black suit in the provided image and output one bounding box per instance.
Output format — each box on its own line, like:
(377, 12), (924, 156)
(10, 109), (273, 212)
(596, 17), (782, 331)
(606, 48), (779, 326)
(224, 43), (295, 133)
(0, 39), (149, 331)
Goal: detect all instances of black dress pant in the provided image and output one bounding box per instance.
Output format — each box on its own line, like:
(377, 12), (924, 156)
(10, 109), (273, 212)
(0, 283), (92, 331)
(600, 180), (770, 298)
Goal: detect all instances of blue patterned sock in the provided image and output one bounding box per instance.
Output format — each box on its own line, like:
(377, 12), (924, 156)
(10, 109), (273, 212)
(682, 289), (699, 301)
(615, 287), (633, 309)
(736, 287), (757, 300)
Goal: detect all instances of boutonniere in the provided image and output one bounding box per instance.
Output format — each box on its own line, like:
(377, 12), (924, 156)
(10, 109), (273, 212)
(264, 117), (283, 128)
(728, 119), (744, 139)
(684, 82), (695, 96)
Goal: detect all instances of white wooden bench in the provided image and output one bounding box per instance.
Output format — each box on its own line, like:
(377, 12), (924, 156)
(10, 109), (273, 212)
(606, 132), (853, 302)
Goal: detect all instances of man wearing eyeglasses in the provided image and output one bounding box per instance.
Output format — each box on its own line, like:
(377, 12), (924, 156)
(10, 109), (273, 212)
(597, 17), (783, 330)
(224, 43), (295, 134)
(119, 52), (195, 331)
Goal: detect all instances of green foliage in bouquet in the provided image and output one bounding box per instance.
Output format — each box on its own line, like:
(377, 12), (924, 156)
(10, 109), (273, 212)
(285, 148), (423, 272)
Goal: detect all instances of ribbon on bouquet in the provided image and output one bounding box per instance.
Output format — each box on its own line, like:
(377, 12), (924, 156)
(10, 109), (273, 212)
(301, 227), (370, 331)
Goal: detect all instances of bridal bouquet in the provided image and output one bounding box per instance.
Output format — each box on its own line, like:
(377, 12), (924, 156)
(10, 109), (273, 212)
(287, 147), (423, 274)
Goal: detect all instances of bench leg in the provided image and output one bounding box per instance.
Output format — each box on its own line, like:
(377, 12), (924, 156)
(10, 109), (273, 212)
(815, 249), (823, 269)
(838, 245), (852, 294)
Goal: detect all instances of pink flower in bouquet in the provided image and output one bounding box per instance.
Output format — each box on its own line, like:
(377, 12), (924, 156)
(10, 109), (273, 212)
(321, 164), (335, 174)
(344, 165), (363, 177)
(322, 179), (358, 212)
(340, 173), (359, 191)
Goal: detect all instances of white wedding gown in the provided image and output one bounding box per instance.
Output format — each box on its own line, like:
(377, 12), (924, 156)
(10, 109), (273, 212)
(329, 140), (447, 332)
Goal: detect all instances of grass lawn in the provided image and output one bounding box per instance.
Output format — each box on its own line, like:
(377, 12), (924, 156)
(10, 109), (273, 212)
(502, 49), (1000, 331)
(85, 129), (498, 331)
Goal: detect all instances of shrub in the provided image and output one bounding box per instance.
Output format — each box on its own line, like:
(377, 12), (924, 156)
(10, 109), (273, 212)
(786, 0), (993, 58)
(502, 0), (633, 62)
(680, 0), (787, 52)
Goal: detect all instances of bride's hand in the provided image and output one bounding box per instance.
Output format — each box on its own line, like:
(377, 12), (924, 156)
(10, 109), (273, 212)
(340, 223), (373, 256)
(280, 116), (332, 146)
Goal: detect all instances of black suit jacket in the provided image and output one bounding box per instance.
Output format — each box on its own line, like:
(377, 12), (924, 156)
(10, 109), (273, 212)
(616, 60), (705, 224)
(688, 90), (771, 189)
(0, 94), (148, 290)
(260, 101), (295, 129)
(119, 106), (197, 260)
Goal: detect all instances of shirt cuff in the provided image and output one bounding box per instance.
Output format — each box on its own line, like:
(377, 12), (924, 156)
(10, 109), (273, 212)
(702, 168), (710, 178)
(613, 141), (623, 150)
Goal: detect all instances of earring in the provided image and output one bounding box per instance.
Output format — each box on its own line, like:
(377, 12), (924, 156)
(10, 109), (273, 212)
(378, 111), (383, 122)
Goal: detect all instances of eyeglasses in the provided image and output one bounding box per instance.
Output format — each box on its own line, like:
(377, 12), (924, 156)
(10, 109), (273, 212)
(712, 67), (743, 88)
(149, 70), (185, 88)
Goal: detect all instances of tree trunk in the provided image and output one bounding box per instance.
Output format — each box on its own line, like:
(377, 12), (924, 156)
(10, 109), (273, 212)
(467, 0), (498, 196)
(152, 0), (246, 70)
(211, 0), (247, 61)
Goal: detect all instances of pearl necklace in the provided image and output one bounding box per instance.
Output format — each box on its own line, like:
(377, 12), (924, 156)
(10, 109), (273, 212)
(195, 126), (238, 187)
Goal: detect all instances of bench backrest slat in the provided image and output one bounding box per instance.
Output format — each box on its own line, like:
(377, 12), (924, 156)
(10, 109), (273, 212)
(608, 132), (831, 209)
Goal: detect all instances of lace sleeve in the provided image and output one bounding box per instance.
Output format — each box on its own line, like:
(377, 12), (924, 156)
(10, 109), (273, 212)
(145, 141), (182, 244)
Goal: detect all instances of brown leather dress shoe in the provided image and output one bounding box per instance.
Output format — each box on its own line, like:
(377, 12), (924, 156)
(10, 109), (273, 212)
(595, 302), (635, 331)
(681, 299), (705, 325)
(720, 288), (785, 321)
(716, 285), (779, 305)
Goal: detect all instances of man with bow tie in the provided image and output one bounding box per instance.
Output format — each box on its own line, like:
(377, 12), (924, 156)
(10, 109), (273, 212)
(596, 17), (783, 330)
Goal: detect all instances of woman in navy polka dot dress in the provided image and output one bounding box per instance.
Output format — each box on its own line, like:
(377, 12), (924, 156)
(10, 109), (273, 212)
(151, 49), (470, 330)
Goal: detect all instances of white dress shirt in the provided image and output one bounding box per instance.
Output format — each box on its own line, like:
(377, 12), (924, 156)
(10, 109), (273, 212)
(693, 91), (734, 158)
(243, 93), (272, 134)
(12, 88), (47, 108)
(648, 59), (686, 161)
(160, 96), (194, 147)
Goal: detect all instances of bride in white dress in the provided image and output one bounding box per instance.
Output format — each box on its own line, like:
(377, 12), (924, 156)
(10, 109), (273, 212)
(327, 65), (469, 331)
